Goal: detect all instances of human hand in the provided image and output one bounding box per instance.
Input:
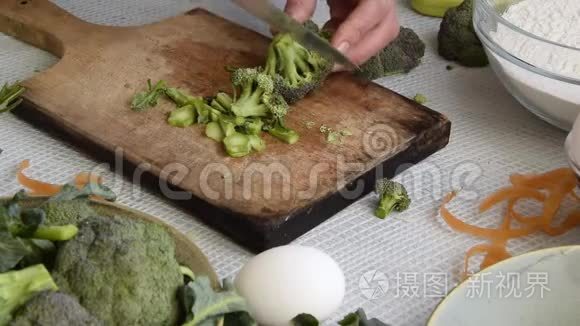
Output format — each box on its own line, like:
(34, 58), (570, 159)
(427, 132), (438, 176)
(284, 0), (400, 69)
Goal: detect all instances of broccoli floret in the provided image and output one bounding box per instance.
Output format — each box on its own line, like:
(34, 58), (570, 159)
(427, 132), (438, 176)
(264, 33), (332, 104)
(230, 68), (282, 118)
(10, 291), (103, 326)
(374, 179), (411, 219)
(0, 265), (58, 326)
(52, 216), (183, 326)
(438, 0), (488, 67)
(356, 27), (426, 80)
(41, 199), (94, 226)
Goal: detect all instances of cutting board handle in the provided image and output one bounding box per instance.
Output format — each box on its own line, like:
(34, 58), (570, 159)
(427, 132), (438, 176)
(0, 0), (92, 57)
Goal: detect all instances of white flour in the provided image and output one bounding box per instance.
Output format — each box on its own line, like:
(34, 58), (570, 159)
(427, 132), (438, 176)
(490, 0), (580, 130)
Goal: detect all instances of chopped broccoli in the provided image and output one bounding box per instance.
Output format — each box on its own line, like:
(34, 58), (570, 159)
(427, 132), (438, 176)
(52, 216), (183, 326)
(131, 80), (167, 112)
(165, 88), (197, 107)
(230, 68), (285, 118)
(267, 122), (300, 145)
(10, 291), (103, 326)
(374, 179), (411, 219)
(223, 132), (252, 158)
(168, 104), (196, 128)
(438, 0), (489, 67)
(0, 265), (58, 326)
(356, 27), (426, 80)
(205, 121), (225, 142)
(0, 82), (25, 114)
(413, 93), (428, 105)
(264, 33), (332, 104)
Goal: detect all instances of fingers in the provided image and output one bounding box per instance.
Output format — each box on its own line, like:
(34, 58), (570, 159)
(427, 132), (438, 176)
(329, 0), (398, 66)
(284, 0), (318, 23)
(344, 9), (399, 65)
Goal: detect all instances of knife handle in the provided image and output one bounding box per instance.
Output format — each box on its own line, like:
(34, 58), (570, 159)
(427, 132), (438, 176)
(0, 0), (94, 57)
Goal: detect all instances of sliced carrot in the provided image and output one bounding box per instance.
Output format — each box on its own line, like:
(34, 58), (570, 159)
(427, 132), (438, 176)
(441, 192), (538, 241)
(17, 160), (62, 196)
(510, 168), (575, 189)
(479, 187), (545, 213)
(544, 210), (580, 236)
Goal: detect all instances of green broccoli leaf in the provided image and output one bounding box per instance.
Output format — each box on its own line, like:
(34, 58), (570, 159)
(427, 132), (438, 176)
(182, 276), (254, 326)
(0, 82), (25, 113)
(0, 232), (31, 272)
(292, 313), (319, 326)
(131, 79), (167, 112)
(48, 183), (116, 203)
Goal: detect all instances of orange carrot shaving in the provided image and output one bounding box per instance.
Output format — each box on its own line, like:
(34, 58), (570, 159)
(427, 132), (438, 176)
(17, 160), (103, 196)
(440, 167), (580, 277)
(17, 160), (63, 196)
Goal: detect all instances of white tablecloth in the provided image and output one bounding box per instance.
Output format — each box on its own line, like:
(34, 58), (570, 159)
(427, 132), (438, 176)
(1, 1), (578, 325)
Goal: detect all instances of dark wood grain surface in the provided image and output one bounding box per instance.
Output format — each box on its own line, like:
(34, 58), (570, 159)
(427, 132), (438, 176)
(0, 0), (451, 251)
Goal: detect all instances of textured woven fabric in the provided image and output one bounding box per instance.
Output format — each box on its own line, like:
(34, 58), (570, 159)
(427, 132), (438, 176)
(1, 1), (578, 325)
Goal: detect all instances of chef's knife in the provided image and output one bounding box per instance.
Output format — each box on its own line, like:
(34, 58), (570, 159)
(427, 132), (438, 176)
(231, 0), (358, 70)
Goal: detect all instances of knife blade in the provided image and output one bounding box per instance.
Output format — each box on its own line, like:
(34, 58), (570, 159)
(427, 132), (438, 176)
(231, 0), (358, 70)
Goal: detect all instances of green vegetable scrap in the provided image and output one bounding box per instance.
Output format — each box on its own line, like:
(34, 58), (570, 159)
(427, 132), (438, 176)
(438, 0), (489, 67)
(0, 265), (58, 326)
(0, 82), (25, 113)
(10, 291), (103, 326)
(413, 93), (428, 105)
(264, 33), (333, 104)
(52, 215), (183, 326)
(131, 79), (167, 112)
(356, 27), (426, 80)
(374, 179), (411, 219)
(292, 309), (389, 326)
(304, 121), (316, 129)
(320, 125), (352, 145)
(181, 277), (255, 326)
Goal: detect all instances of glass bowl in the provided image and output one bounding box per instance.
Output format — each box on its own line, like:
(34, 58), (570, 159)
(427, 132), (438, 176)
(473, 0), (580, 131)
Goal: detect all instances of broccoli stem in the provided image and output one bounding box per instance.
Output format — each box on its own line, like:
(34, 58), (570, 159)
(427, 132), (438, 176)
(0, 264), (58, 325)
(31, 225), (79, 241)
(215, 93), (233, 111)
(165, 88), (196, 107)
(268, 125), (299, 144)
(223, 132), (252, 158)
(375, 197), (398, 219)
(205, 122), (225, 142)
(248, 135), (266, 152)
(167, 105), (196, 128)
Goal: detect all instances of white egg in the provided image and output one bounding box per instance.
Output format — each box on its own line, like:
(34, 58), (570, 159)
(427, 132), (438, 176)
(234, 245), (345, 326)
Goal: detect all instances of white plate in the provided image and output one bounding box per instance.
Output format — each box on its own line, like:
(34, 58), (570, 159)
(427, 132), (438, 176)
(428, 246), (580, 326)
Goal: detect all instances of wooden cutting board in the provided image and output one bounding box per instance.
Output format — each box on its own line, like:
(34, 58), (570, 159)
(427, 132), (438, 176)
(0, 0), (451, 252)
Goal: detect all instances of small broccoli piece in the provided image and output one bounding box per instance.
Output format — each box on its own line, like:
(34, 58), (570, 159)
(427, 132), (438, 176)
(264, 33), (332, 104)
(356, 27), (425, 80)
(230, 68), (290, 119)
(0, 265), (58, 326)
(168, 104), (196, 128)
(413, 93), (428, 105)
(165, 88), (197, 107)
(205, 121), (225, 142)
(438, 0), (488, 67)
(52, 216), (183, 326)
(374, 179), (411, 219)
(223, 132), (252, 158)
(241, 118), (264, 135)
(267, 122), (300, 145)
(0, 82), (25, 114)
(248, 135), (266, 152)
(131, 80), (167, 112)
(10, 291), (103, 326)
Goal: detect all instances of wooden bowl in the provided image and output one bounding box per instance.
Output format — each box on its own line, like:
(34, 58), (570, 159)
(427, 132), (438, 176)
(2, 197), (219, 285)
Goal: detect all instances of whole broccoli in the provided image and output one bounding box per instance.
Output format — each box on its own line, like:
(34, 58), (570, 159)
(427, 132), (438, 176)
(52, 216), (183, 326)
(264, 33), (333, 104)
(356, 27), (426, 80)
(0, 265), (58, 326)
(374, 179), (411, 219)
(10, 291), (102, 326)
(438, 0), (488, 67)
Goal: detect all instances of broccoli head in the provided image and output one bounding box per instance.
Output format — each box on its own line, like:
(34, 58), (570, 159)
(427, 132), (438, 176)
(10, 291), (103, 326)
(374, 179), (411, 219)
(52, 216), (183, 326)
(230, 68), (289, 118)
(264, 33), (332, 104)
(357, 27), (426, 80)
(0, 265), (58, 326)
(438, 0), (489, 67)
